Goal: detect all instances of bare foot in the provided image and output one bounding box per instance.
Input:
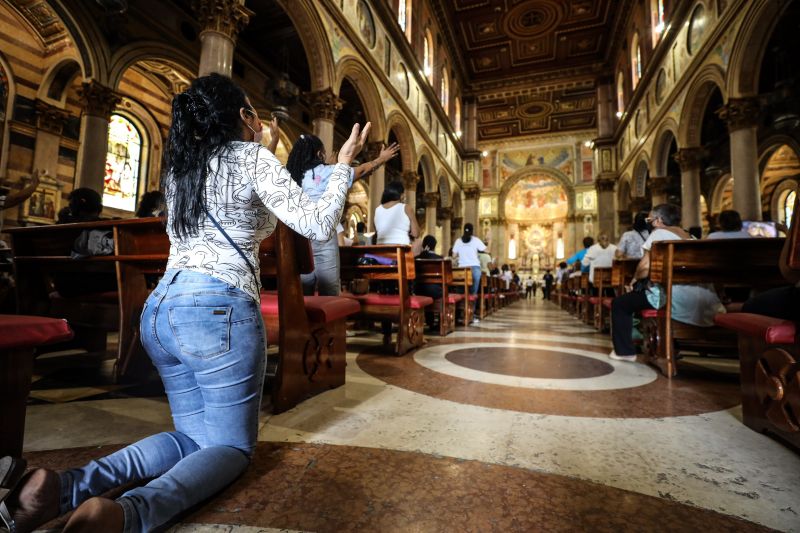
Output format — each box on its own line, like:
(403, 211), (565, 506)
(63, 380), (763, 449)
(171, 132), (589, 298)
(7, 468), (61, 533)
(63, 497), (124, 533)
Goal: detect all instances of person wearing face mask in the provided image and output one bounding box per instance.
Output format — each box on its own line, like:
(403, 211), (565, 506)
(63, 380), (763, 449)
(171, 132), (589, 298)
(0, 73), (371, 533)
(287, 134), (399, 296)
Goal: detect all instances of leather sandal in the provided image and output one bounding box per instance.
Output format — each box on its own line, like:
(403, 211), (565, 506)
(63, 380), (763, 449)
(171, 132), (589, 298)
(0, 456), (28, 533)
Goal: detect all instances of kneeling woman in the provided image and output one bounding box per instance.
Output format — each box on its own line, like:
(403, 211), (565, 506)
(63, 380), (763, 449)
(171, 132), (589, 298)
(609, 203), (725, 361)
(0, 73), (370, 533)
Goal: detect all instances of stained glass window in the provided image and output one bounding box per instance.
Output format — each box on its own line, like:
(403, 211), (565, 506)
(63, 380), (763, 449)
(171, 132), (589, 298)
(617, 71), (625, 114)
(440, 67), (449, 112)
(423, 30), (433, 82)
(104, 114), (142, 211)
(398, 0), (407, 32)
(454, 96), (461, 134)
(784, 190), (796, 228)
(631, 33), (642, 88)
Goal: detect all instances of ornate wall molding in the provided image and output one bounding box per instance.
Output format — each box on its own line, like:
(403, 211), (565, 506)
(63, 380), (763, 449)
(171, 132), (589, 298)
(78, 81), (121, 118)
(305, 88), (344, 121)
(35, 100), (71, 135)
(716, 97), (760, 132)
(673, 147), (706, 172)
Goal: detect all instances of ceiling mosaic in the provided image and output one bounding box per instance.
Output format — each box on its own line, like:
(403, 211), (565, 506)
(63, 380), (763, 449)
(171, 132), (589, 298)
(477, 86), (597, 140)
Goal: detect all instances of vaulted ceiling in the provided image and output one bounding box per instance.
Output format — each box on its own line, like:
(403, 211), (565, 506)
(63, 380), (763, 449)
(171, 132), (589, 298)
(435, 0), (631, 140)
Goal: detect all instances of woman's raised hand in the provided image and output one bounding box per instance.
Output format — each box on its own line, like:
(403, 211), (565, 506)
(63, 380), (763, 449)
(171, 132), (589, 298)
(338, 122), (371, 165)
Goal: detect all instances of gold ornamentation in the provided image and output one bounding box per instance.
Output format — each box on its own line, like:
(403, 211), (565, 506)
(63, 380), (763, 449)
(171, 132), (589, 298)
(192, 0), (253, 41)
(78, 82), (121, 118)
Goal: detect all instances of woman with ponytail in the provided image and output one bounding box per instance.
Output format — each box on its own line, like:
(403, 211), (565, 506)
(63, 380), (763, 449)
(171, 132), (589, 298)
(2, 73), (371, 533)
(452, 223), (487, 324)
(286, 134), (399, 295)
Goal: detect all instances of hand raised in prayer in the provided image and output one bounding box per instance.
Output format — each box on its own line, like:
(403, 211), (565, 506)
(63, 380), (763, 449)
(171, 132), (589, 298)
(378, 142), (400, 163)
(338, 123), (371, 165)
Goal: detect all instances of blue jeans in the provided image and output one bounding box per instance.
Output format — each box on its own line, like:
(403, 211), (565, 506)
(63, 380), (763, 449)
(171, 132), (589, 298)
(301, 236), (340, 296)
(58, 270), (267, 532)
(470, 266), (482, 315)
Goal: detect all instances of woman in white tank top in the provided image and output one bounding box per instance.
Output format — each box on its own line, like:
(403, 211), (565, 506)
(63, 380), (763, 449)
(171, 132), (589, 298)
(374, 180), (419, 245)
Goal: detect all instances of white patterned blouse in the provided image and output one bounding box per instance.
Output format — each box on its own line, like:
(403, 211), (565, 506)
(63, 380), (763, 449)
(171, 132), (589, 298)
(164, 141), (350, 302)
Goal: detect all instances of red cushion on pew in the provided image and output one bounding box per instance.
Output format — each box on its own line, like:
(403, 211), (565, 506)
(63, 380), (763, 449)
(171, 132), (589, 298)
(601, 298), (613, 309)
(725, 302), (744, 313)
(468, 294), (478, 302)
(447, 294), (464, 304)
(259, 293), (360, 323)
(589, 296), (600, 305)
(577, 295), (589, 302)
(341, 293), (434, 309)
(714, 313), (796, 345)
(0, 315), (73, 350)
(640, 309), (665, 319)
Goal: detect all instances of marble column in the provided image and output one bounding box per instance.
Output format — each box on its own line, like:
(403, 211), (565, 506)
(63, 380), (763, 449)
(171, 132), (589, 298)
(565, 213), (578, 259)
(594, 176), (616, 237)
(75, 82), (121, 194)
(649, 176), (669, 206)
(717, 97), (762, 221)
(402, 171), (419, 213)
(423, 192), (439, 238)
(674, 147), (705, 229)
(33, 100), (70, 178)
(463, 186), (480, 229)
(364, 141), (385, 232)
(438, 206), (452, 254)
(193, 0), (252, 77)
(306, 88), (344, 155)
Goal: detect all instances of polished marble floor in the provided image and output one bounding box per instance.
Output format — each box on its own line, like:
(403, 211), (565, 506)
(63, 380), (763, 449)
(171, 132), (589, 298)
(21, 298), (800, 532)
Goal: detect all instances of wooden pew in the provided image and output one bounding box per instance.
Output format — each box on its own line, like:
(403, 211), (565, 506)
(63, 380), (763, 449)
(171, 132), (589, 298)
(259, 223), (359, 413)
(9, 218), (168, 379)
(591, 267), (613, 331)
(451, 267), (474, 325)
(415, 258), (460, 336)
(646, 238), (786, 377)
(339, 245), (433, 355)
(9, 219), (358, 413)
(714, 199), (800, 451)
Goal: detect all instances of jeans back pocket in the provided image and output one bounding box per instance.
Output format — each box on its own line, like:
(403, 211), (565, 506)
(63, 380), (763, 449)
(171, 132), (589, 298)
(168, 306), (232, 358)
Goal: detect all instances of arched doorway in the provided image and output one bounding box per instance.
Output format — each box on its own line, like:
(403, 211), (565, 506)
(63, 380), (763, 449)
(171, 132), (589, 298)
(760, 144), (800, 222)
(500, 173), (570, 272)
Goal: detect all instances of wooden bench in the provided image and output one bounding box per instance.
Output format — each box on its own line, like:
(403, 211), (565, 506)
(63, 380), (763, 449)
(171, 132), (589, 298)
(339, 245), (433, 355)
(590, 267), (613, 331)
(646, 238), (785, 377)
(414, 258), (461, 336)
(9, 218), (357, 413)
(713, 197), (800, 451)
(9, 218), (169, 380)
(451, 267), (475, 325)
(258, 223), (360, 413)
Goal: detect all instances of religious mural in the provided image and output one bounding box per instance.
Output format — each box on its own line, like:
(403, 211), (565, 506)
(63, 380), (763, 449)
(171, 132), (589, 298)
(499, 146), (573, 181)
(504, 175), (568, 222)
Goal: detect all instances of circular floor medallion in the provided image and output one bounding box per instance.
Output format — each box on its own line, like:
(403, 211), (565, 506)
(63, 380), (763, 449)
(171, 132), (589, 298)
(446, 347), (614, 379)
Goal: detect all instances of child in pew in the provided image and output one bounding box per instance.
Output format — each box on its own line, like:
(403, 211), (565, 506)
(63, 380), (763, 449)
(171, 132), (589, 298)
(0, 73), (370, 533)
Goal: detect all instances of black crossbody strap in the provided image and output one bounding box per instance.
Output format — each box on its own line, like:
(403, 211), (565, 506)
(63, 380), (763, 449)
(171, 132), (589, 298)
(203, 207), (258, 281)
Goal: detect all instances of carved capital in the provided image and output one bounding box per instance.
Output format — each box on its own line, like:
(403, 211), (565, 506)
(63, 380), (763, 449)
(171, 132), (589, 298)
(402, 171), (420, 190)
(78, 82), (121, 118)
(452, 216), (463, 229)
(673, 147), (705, 172)
(193, 0), (253, 41)
(305, 88), (344, 121)
(35, 100), (71, 135)
(716, 97), (760, 132)
(437, 206), (452, 220)
(594, 177), (616, 193)
(423, 192), (440, 208)
(648, 176), (668, 194)
(463, 185), (481, 200)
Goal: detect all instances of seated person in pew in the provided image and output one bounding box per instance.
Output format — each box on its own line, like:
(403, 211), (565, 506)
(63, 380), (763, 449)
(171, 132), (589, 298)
(56, 188), (103, 224)
(374, 180), (418, 245)
(0, 74), (370, 533)
(135, 190), (165, 218)
(707, 210), (752, 240)
(355, 221), (369, 246)
(415, 235), (444, 328)
(565, 236), (594, 273)
(555, 261), (569, 286)
(582, 233), (617, 286)
(615, 212), (649, 259)
(609, 203), (725, 362)
(288, 134), (399, 296)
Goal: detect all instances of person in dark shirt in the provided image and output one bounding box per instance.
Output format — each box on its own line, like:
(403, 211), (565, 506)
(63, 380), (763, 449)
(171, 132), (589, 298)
(415, 235), (444, 330)
(56, 188), (103, 224)
(542, 270), (554, 300)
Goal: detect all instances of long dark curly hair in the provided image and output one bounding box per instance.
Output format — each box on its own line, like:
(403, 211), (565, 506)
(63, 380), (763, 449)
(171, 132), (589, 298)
(162, 73), (248, 239)
(286, 134), (324, 187)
